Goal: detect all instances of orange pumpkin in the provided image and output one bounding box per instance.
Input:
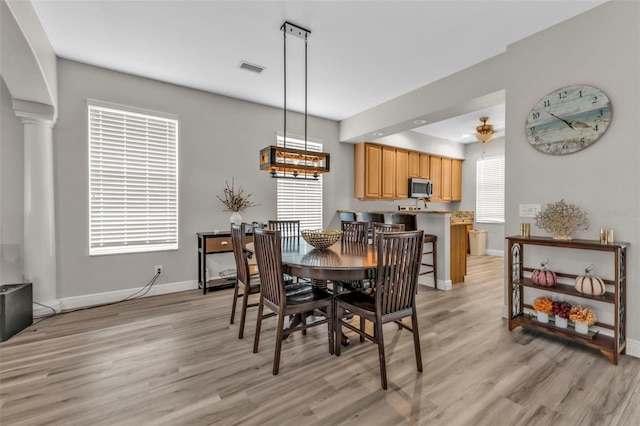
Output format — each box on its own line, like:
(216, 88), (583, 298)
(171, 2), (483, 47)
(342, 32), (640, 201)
(531, 258), (557, 287)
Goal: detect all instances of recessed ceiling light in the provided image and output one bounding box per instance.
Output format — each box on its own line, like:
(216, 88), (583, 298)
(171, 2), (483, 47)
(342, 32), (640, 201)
(414, 119), (427, 125)
(461, 134), (471, 138)
(372, 132), (384, 137)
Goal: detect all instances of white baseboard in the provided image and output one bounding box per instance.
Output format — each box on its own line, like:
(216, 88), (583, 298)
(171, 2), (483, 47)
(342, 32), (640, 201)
(60, 280), (198, 311)
(33, 299), (63, 317)
(502, 305), (508, 319)
(626, 338), (640, 359)
(418, 276), (452, 291)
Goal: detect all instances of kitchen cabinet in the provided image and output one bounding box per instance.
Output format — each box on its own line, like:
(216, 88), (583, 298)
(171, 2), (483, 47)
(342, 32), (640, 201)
(429, 156), (442, 200)
(354, 143), (382, 199)
(420, 154), (430, 179)
(395, 149), (409, 198)
(409, 152), (420, 178)
(451, 159), (462, 201)
(409, 152), (430, 179)
(441, 157), (452, 201)
(507, 235), (627, 364)
(355, 142), (462, 201)
(381, 146), (396, 199)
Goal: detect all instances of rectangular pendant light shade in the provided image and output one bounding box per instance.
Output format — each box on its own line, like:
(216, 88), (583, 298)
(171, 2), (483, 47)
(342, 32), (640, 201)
(260, 145), (330, 177)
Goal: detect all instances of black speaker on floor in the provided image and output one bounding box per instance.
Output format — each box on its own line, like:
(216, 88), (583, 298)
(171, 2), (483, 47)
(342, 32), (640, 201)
(0, 283), (33, 342)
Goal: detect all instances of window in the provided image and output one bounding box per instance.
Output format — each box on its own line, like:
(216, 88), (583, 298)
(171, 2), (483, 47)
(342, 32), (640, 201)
(476, 155), (504, 223)
(276, 135), (323, 229)
(88, 101), (178, 255)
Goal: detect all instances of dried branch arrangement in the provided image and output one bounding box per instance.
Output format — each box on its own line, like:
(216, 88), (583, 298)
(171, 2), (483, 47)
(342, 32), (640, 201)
(532, 297), (553, 314)
(216, 178), (260, 212)
(569, 306), (596, 325)
(534, 199), (589, 240)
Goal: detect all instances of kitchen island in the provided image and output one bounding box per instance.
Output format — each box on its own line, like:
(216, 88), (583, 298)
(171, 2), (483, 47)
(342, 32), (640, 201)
(337, 209), (474, 290)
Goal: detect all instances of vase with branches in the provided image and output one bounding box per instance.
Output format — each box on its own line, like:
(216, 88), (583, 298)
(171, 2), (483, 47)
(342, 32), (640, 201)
(216, 178), (260, 224)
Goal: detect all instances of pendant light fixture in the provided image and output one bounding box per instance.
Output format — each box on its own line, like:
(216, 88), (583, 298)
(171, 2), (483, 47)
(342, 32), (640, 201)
(259, 21), (330, 180)
(475, 116), (495, 143)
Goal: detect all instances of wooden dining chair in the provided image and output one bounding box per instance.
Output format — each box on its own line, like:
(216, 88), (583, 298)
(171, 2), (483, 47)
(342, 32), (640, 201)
(341, 221), (368, 244)
(230, 223), (260, 339)
(371, 222), (405, 246)
(334, 230), (424, 389)
(268, 220), (300, 237)
(252, 228), (334, 375)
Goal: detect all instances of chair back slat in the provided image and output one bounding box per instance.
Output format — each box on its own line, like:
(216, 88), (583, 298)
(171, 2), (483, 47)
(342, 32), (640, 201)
(376, 231), (423, 316)
(253, 228), (285, 308)
(231, 223), (250, 285)
(341, 221), (368, 244)
(372, 222), (405, 246)
(268, 220), (300, 237)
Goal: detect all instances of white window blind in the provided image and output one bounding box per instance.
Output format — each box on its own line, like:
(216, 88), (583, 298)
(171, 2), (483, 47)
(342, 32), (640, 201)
(276, 136), (323, 230)
(476, 155), (505, 223)
(88, 101), (178, 255)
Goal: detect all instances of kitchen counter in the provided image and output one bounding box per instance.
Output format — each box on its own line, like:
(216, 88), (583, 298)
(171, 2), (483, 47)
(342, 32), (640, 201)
(336, 209), (475, 290)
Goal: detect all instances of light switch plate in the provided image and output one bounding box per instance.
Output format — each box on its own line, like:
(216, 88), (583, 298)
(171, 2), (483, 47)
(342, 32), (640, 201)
(519, 204), (541, 218)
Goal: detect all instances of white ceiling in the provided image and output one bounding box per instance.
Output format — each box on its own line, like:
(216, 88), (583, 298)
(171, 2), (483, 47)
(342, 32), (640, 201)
(30, 0), (605, 140)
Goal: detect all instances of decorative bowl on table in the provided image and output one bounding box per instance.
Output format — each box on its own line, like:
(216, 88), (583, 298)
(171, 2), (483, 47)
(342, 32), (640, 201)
(301, 229), (343, 249)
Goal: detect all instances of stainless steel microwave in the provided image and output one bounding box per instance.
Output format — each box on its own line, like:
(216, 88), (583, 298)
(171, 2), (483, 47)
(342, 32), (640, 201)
(408, 178), (433, 198)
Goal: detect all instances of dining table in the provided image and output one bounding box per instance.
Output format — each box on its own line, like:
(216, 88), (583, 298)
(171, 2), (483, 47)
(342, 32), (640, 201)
(246, 236), (378, 345)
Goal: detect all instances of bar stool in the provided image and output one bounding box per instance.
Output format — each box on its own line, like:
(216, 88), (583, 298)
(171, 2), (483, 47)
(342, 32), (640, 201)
(361, 212), (385, 240)
(339, 211), (357, 222)
(391, 213), (438, 289)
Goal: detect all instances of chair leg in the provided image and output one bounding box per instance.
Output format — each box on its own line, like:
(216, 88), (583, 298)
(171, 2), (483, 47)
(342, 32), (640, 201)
(360, 317), (365, 343)
(252, 297), (264, 353)
(335, 303), (342, 356)
(238, 286), (250, 339)
(375, 320), (387, 390)
(411, 308), (423, 373)
(230, 279), (239, 324)
(273, 312), (286, 375)
(432, 241), (438, 289)
(302, 312), (307, 336)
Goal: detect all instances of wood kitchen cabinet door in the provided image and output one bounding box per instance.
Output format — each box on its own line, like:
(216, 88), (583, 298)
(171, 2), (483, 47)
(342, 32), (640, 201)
(441, 157), (452, 201)
(354, 143), (382, 199)
(395, 149), (409, 198)
(408, 152), (420, 178)
(419, 154), (430, 179)
(381, 146), (396, 199)
(451, 159), (463, 201)
(430, 156), (442, 200)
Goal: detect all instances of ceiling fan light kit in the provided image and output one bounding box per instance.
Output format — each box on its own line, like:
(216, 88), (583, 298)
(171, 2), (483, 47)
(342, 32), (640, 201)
(476, 116), (495, 143)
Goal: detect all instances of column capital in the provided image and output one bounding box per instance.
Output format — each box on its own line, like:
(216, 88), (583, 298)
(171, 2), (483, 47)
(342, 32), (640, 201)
(13, 99), (56, 126)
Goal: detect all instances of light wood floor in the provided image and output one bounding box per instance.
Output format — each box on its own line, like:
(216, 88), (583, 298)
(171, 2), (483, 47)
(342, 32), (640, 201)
(2, 255), (639, 425)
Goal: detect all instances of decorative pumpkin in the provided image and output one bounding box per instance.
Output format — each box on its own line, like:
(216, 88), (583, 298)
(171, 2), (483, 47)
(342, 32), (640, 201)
(531, 258), (557, 287)
(575, 264), (606, 296)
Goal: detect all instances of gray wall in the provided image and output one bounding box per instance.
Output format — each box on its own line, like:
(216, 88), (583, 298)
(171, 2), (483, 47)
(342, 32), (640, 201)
(459, 137), (505, 254)
(503, 2), (639, 342)
(54, 59), (346, 298)
(0, 77), (25, 284)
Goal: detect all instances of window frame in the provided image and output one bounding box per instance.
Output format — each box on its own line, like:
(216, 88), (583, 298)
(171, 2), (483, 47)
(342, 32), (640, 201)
(475, 155), (505, 224)
(88, 100), (179, 256)
(275, 134), (323, 230)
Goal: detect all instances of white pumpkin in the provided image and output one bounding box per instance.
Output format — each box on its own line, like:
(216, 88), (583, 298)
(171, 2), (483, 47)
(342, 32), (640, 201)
(574, 265), (606, 296)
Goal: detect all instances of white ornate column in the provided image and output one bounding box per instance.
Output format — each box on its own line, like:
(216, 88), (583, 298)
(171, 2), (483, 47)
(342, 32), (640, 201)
(13, 99), (59, 310)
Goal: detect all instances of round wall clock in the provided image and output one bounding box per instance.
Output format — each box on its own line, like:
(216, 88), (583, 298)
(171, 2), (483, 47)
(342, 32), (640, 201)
(525, 84), (612, 155)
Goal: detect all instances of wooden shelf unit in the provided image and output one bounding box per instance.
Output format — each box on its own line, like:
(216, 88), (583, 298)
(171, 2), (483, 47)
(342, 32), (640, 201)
(506, 235), (628, 365)
(197, 231), (253, 295)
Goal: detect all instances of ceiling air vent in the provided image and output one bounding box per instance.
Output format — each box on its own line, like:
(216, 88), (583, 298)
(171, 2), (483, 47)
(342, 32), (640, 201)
(239, 61), (265, 74)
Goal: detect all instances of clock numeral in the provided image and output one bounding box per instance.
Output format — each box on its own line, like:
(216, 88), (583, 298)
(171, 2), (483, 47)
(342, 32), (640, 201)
(543, 100), (551, 107)
(592, 96), (598, 104)
(579, 90), (583, 97)
(580, 138), (586, 146)
(594, 124), (599, 132)
(532, 112), (540, 119)
(534, 136), (541, 142)
(597, 109), (603, 117)
(558, 91), (568, 99)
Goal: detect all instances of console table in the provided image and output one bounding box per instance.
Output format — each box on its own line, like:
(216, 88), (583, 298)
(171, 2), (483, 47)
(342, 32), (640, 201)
(197, 231), (253, 294)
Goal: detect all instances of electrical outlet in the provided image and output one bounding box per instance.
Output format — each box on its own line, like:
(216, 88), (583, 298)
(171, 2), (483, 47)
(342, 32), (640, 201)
(155, 265), (163, 275)
(519, 204), (541, 218)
